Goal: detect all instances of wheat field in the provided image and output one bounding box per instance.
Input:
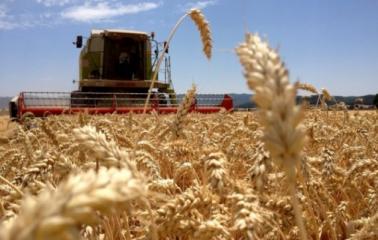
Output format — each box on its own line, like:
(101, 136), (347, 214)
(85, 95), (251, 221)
(0, 109), (376, 239)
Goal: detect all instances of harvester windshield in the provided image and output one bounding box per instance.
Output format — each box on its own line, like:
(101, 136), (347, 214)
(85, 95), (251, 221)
(102, 34), (145, 80)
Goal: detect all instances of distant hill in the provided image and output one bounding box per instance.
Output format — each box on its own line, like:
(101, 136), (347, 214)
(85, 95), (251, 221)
(230, 94), (376, 108)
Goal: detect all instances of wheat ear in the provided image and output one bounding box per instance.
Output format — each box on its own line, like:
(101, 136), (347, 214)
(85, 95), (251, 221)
(236, 33), (307, 240)
(204, 152), (228, 193)
(0, 175), (23, 197)
(321, 88), (332, 101)
(189, 8), (212, 59)
(172, 84), (197, 138)
(0, 167), (146, 240)
(296, 82), (318, 94)
(318, 87), (335, 109)
(73, 126), (137, 172)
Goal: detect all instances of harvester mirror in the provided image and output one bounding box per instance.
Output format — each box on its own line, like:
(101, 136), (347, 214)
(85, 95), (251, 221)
(75, 35), (83, 48)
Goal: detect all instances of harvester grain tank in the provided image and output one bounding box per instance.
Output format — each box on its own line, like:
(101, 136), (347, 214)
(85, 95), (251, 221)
(9, 29), (233, 119)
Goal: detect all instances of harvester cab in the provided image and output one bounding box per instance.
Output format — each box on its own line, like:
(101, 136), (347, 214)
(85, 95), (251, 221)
(10, 29), (233, 120)
(75, 29), (172, 93)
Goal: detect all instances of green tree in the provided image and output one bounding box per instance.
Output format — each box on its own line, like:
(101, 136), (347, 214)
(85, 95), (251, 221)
(374, 94), (378, 107)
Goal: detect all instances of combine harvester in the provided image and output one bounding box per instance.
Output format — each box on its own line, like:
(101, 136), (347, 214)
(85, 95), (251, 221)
(9, 29), (233, 120)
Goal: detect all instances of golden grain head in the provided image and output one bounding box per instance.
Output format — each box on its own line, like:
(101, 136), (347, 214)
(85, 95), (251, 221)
(296, 82), (319, 94)
(321, 87), (333, 101)
(189, 8), (213, 59)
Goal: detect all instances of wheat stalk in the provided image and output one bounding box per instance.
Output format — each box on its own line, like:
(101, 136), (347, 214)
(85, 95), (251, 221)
(236, 33), (308, 239)
(143, 8), (212, 113)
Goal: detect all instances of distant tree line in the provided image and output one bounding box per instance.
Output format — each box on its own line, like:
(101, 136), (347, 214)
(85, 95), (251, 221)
(232, 94), (377, 108)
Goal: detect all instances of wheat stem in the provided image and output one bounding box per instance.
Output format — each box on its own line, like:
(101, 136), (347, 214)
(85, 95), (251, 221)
(143, 13), (188, 114)
(143, 8), (212, 113)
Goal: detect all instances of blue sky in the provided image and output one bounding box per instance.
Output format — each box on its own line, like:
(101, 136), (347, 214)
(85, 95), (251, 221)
(0, 0), (377, 96)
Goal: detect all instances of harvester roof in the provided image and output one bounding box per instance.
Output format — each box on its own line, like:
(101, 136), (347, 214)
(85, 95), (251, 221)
(91, 29), (149, 38)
